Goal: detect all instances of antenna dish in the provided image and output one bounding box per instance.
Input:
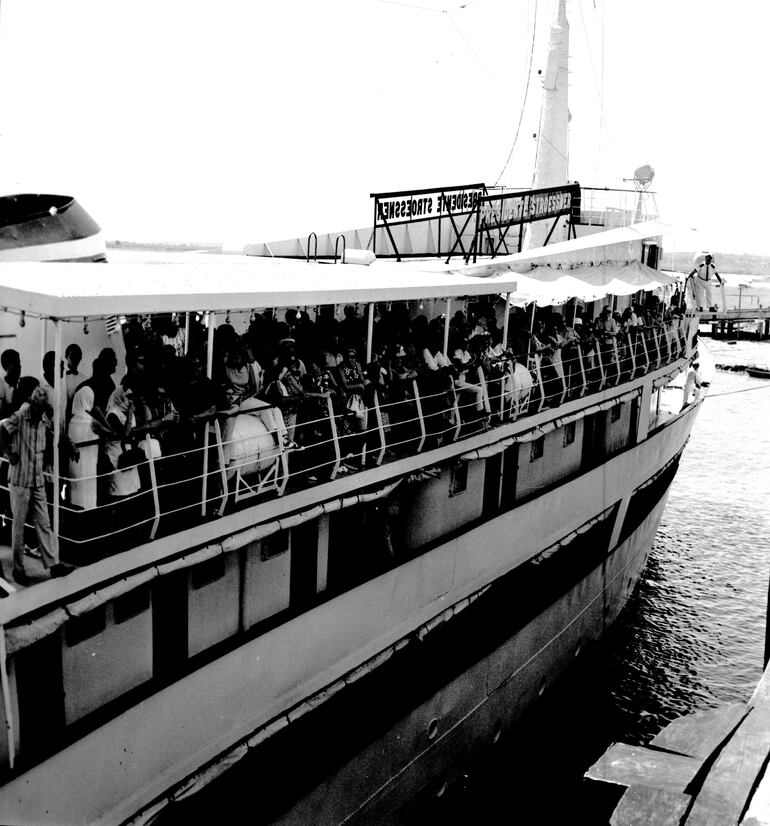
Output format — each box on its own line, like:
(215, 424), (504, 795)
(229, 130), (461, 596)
(633, 164), (655, 185)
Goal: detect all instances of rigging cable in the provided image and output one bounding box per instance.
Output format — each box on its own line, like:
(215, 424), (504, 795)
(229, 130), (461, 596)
(492, 0), (539, 186)
(704, 384), (770, 399)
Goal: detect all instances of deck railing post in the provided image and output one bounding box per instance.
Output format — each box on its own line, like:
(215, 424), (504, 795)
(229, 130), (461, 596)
(596, 344), (606, 390)
(450, 378), (462, 441)
(200, 426), (210, 516)
(627, 332), (636, 378)
(373, 390), (386, 466)
(532, 355), (545, 412)
(52, 319), (63, 543)
(327, 395), (341, 479)
(413, 379), (426, 453)
(612, 339), (621, 385)
(145, 434), (161, 540)
(213, 419), (229, 516)
(576, 345), (587, 397)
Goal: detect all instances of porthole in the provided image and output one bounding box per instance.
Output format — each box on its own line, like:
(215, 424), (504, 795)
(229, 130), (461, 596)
(427, 717), (440, 740)
(538, 678), (547, 697)
(436, 780), (448, 798)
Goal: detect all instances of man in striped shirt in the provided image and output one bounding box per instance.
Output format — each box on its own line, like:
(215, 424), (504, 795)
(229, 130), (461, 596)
(0, 377), (74, 586)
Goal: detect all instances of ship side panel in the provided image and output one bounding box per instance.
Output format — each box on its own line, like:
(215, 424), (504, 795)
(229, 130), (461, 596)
(0, 406), (699, 825)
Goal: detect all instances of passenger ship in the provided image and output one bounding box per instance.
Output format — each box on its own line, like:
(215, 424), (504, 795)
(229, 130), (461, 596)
(0, 3), (703, 824)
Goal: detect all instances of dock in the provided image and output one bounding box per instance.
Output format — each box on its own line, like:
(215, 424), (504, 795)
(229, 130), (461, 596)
(698, 308), (770, 340)
(585, 664), (770, 824)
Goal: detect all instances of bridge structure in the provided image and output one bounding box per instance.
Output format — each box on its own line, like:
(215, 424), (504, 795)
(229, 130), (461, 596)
(698, 307), (770, 339)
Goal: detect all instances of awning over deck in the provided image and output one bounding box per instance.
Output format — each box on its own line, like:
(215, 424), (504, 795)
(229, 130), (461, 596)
(0, 220), (679, 318)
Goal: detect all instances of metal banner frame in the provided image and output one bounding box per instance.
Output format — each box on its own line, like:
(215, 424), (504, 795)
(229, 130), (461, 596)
(371, 183), (486, 262)
(472, 183), (581, 262)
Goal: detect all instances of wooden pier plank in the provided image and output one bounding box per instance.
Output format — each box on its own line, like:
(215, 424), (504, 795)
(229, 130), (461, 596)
(685, 698), (770, 825)
(610, 785), (691, 826)
(584, 742), (700, 791)
(650, 704), (746, 759)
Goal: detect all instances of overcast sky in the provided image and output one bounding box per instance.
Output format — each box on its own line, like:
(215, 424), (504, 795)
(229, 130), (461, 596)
(0, 0), (765, 255)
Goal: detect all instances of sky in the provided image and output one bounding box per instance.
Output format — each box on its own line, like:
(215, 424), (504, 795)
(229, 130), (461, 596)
(0, 0), (767, 255)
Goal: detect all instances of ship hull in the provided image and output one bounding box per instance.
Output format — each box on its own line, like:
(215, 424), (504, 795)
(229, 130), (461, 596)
(163, 458), (672, 826)
(0, 401), (699, 825)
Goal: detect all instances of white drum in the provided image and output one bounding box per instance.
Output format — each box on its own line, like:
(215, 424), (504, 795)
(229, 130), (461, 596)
(223, 409), (281, 476)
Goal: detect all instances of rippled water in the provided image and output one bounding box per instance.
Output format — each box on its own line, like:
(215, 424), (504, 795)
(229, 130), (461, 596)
(429, 338), (770, 824)
(606, 337), (770, 742)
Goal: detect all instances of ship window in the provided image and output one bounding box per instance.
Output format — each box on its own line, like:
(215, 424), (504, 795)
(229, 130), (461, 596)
(611, 404), (622, 422)
(65, 606), (107, 647)
(449, 461), (468, 496)
(262, 530), (290, 560)
(114, 585), (151, 624)
(530, 436), (545, 462)
(191, 556), (225, 589)
(563, 421), (576, 446)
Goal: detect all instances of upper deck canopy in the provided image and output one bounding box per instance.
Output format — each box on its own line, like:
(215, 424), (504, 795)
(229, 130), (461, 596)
(0, 220), (676, 319)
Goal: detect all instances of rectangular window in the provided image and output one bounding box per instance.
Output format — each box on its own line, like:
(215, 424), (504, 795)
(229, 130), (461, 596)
(563, 421), (576, 446)
(449, 461), (469, 496)
(530, 435), (545, 462)
(262, 529), (290, 560)
(191, 556), (226, 589)
(114, 586), (151, 624)
(65, 607), (107, 647)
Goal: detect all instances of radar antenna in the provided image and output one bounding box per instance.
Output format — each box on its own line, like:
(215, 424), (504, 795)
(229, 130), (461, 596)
(623, 164), (657, 222)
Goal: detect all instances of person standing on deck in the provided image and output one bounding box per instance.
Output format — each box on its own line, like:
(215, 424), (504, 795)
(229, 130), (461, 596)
(0, 349), (21, 418)
(0, 377), (74, 585)
(688, 252), (725, 311)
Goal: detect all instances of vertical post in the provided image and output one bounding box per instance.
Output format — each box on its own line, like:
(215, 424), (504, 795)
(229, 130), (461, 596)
(413, 379), (426, 453)
(366, 302), (375, 364)
(373, 390), (387, 466)
(201, 315), (215, 517)
(52, 319), (63, 541)
(145, 434), (161, 539)
(502, 292), (511, 352)
(327, 395), (341, 480)
(184, 312), (190, 355)
(0, 629), (15, 770)
(576, 344), (586, 397)
(205, 313), (215, 379)
(214, 419), (229, 516)
(40, 318), (48, 376)
(443, 298), (451, 356)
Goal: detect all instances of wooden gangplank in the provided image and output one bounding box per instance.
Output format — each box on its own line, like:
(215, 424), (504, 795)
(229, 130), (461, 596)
(585, 666), (770, 824)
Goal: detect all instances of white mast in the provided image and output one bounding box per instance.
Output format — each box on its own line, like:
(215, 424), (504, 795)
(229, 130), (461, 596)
(524, 0), (570, 250)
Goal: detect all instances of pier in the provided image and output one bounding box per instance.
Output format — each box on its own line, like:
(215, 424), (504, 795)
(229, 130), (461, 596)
(698, 308), (770, 340)
(585, 664), (770, 824)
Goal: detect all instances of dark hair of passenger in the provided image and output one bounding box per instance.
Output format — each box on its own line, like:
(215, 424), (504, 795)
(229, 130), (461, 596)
(65, 343), (82, 364)
(1, 349), (20, 370)
(14, 375), (40, 404)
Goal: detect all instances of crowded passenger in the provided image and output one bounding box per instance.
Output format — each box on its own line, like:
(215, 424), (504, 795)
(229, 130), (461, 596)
(0, 294), (691, 569)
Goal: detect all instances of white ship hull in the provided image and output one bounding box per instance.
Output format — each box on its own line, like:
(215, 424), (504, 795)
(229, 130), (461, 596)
(0, 397), (700, 825)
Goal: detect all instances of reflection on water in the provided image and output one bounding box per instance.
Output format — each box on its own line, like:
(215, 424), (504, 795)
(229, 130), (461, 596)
(607, 339), (770, 742)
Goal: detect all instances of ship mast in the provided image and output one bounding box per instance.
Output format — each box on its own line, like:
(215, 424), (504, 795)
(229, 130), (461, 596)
(524, 0), (570, 250)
